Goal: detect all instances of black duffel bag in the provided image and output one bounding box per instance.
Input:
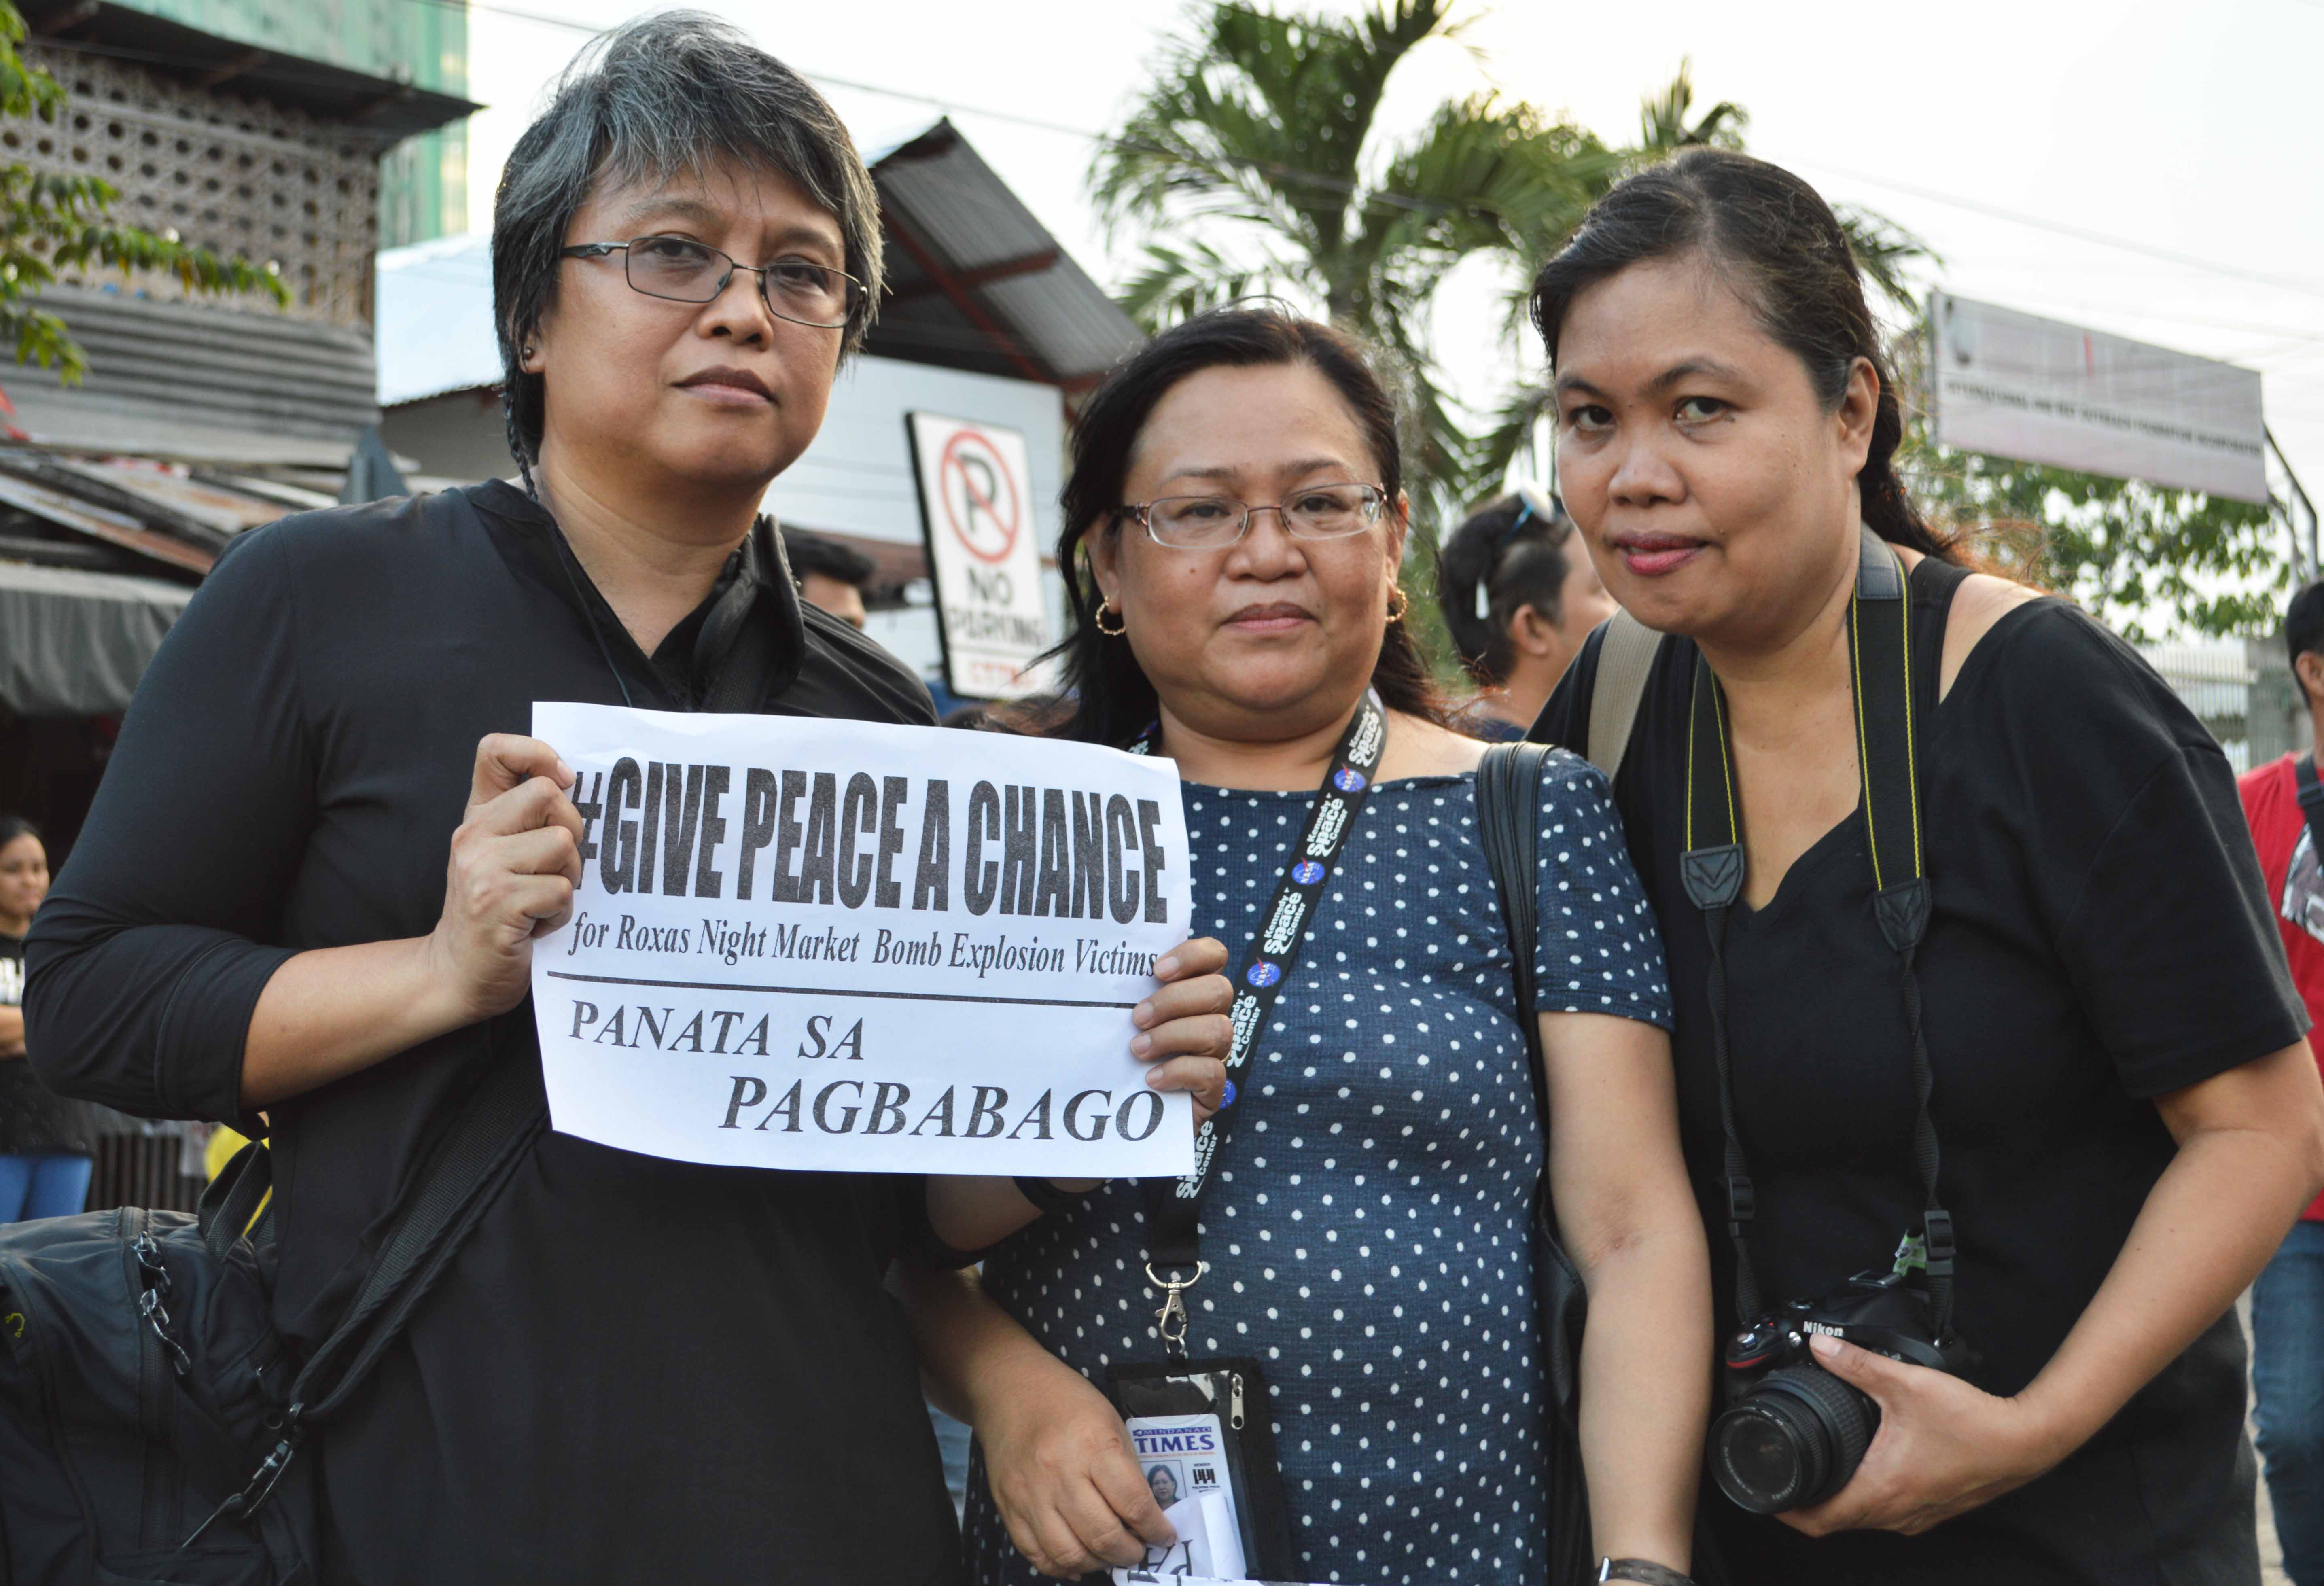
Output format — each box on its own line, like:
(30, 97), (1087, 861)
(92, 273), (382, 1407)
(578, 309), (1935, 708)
(0, 1054), (543, 1584)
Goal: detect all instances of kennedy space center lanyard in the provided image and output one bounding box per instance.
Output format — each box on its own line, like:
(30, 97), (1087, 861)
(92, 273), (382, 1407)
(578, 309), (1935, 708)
(1130, 690), (1387, 1355)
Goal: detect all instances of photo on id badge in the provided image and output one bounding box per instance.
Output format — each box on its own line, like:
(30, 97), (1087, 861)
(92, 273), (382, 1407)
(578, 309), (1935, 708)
(1130, 1414), (1244, 1579)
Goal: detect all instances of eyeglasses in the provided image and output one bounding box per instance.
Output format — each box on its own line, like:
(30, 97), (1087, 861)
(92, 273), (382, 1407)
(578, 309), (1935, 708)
(1119, 483), (1390, 549)
(559, 235), (863, 329)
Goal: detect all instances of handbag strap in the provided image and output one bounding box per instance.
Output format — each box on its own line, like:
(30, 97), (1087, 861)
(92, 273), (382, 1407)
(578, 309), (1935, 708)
(283, 1055), (546, 1423)
(1475, 741), (1557, 1175)
(184, 1056), (547, 1546)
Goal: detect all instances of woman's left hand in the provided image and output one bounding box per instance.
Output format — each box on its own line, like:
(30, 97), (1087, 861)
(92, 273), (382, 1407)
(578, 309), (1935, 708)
(1130, 936), (1234, 1124)
(1779, 1333), (2062, 1537)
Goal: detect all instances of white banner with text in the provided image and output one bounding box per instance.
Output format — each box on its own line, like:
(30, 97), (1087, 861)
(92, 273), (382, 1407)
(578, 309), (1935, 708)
(529, 702), (1195, 1177)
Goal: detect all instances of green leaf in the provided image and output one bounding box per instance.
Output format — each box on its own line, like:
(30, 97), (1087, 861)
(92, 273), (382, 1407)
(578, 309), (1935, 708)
(0, 0), (289, 387)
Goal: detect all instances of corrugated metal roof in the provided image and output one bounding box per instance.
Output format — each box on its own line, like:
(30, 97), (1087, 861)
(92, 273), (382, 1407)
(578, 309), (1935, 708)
(376, 119), (1143, 407)
(0, 453), (339, 579)
(866, 120), (1143, 386)
(8, 286), (377, 458)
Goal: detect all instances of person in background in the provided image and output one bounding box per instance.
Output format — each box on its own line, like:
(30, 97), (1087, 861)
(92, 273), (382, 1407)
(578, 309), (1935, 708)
(1436, 483), (1615, 741)
(2237, 577), (2324, 1586)
(786, 526), (877, 629)
(0, 816), (96, 1221)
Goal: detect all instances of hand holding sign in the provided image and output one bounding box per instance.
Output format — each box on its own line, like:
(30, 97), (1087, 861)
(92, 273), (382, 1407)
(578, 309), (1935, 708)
(1131, 937), (1234, 1120)
(427, 732), (587, 1026)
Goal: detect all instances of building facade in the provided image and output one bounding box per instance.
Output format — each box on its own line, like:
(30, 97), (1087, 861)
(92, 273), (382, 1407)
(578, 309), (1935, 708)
(93, 0), (469, 246)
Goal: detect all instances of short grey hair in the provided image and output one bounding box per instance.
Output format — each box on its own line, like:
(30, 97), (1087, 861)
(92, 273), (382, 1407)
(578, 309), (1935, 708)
(490, 10), (884, 469)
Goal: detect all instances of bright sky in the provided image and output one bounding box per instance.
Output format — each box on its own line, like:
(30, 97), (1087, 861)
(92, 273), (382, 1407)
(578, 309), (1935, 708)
(462, 0), (2324, 546)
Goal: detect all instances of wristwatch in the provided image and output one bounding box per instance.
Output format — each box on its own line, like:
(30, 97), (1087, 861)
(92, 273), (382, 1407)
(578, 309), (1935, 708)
(1599, 1561), (1696, 1586)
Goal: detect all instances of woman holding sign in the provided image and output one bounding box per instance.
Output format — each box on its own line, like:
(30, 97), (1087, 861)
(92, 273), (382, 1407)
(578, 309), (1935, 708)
(910, 309), (1713, 1586)
(20, 14), (1239, 1582)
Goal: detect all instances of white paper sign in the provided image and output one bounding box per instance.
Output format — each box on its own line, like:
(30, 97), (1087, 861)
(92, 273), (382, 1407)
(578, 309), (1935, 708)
(529, 702), (1195, 1177)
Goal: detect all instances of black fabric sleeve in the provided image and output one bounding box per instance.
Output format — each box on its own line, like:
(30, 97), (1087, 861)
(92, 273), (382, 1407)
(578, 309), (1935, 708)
(24, 523), (315, 1128)
(1986, 604), (2306, 1097)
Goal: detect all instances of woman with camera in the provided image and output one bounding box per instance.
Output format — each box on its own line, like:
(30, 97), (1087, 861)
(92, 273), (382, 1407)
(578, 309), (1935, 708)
(1531, 148), (2324, 1583)
(909, 307), (1713, 1586)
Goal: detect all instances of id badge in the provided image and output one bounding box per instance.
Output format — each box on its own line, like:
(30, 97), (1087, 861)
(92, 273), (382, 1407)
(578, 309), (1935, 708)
(1104, 1356), (1296, 1580)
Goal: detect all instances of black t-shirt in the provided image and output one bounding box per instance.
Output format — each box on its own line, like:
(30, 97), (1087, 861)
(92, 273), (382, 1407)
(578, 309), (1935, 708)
(0, 929), (98, 1156)
(25, 483), (962, 1585)
(1535, 560), (2303, 1586)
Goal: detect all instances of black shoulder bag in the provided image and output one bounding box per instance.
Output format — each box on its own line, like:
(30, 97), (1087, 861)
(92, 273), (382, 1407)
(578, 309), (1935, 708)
(1474, 739), (1601, 1586)
(0, 1051), (544, 1582)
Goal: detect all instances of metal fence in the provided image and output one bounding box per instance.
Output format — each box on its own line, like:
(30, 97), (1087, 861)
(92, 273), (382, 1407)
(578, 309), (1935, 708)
(86, 1120), (209, 1215)
(2137, 638), (2305, 775)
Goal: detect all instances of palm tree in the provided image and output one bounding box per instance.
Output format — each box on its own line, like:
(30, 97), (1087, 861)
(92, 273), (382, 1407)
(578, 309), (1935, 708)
(1093, 8), (1930, 511)
(1093, 0), (1616, 515)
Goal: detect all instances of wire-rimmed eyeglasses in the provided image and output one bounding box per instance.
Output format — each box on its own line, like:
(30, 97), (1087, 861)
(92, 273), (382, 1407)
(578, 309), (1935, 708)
(1119, 483), (1390, 550)
(559, 235), (862, 329)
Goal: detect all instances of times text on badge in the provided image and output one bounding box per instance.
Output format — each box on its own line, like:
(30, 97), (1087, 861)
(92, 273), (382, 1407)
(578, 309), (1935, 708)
(528, 701), (1197, 1177)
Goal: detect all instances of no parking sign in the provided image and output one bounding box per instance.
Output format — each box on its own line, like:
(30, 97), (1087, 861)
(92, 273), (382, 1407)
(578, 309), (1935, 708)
(908, 412), (1050, 700)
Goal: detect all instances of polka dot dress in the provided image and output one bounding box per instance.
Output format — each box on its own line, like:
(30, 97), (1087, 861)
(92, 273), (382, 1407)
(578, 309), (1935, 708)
(964, 753), (1671, 1586)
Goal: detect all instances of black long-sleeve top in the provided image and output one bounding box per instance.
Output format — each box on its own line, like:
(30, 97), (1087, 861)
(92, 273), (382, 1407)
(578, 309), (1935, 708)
(26, 481), (962, 1586)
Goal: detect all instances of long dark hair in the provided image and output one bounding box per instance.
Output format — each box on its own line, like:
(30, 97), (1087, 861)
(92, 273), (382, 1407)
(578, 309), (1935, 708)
(1530, 148), (1955, 562)
(1044, 307), (1441, 747)
(0, 816), (40, 852)
(1436, 489), (1579, 686)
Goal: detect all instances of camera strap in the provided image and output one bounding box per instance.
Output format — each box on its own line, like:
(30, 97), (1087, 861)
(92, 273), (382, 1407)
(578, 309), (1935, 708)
(1682, 524), (1956, 1339)
(1128, 691), (1387, 1355)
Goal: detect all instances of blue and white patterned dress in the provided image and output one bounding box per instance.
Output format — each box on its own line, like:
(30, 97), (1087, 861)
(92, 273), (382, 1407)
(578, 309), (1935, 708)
(964, 753), (1671, 1586)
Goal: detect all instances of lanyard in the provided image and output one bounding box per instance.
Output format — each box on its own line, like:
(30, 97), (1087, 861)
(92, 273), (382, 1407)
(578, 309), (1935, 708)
(1683, 524), (1955, 1340)
(1131, 691), (1387, 1354)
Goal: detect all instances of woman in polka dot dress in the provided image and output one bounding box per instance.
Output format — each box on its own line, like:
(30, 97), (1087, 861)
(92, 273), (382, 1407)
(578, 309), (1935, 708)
(908, 309), (1713, 1586)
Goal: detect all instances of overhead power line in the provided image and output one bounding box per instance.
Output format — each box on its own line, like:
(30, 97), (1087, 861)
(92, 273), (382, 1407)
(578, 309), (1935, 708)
(408, 0), (2324, 306)
(1778, 157), (2324, 304)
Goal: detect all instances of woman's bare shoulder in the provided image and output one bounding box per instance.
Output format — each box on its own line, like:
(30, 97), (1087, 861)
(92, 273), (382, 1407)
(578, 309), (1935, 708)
(1938, 572), (2047, 701)
(1379, 711), (1489, 780)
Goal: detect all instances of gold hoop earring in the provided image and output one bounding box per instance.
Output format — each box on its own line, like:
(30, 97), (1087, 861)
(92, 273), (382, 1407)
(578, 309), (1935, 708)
(1386, 585), (1410, 623)
(1094, 602), (1127, 637)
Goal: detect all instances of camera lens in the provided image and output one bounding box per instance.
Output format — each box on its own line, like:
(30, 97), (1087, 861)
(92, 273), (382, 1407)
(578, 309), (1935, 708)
(1711, 1363), (1879, 1514)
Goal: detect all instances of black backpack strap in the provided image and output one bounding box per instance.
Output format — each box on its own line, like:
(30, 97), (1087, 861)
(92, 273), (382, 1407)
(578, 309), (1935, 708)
(2297, 755), (2324, 852)
(1584, 611), (1663, 779)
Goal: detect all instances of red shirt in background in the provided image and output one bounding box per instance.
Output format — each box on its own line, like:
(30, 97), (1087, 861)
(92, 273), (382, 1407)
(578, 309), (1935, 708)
(2239, 751), (2324, 1221)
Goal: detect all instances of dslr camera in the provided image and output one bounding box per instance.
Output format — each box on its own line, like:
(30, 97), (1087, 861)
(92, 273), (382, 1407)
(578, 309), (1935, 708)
(1710, 1268), (1974, 1514)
